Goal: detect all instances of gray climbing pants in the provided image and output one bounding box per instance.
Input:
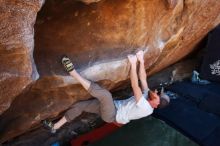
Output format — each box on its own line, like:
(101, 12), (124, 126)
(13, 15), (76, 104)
(64, 82), (116, 123)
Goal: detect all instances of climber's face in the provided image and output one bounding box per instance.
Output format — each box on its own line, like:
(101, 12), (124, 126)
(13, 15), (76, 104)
(148, 90), (160, 108)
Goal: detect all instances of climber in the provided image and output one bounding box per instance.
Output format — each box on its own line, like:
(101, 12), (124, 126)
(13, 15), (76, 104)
(43, 50), (169, 133)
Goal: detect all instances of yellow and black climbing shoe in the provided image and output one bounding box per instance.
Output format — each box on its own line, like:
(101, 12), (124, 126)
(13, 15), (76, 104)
(61, 56), (75, 72)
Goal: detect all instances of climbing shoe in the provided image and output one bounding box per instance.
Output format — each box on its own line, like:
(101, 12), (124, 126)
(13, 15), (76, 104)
(42, 120), (56, 134)
(61, 56), (75, 72)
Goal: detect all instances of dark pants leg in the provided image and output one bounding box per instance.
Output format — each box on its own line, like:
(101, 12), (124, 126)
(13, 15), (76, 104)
(64, 82), (116, 123)
(64, 99), (100, 122)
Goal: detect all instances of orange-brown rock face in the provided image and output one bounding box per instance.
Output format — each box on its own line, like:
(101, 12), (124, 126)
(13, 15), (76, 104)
(0, 0), (220, 143)
(0, 1), (44, 114)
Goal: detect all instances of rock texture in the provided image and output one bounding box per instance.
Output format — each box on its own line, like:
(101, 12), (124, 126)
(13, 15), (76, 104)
(78, 0), (102, 5)
(0, 1), (44, 114)
(0, 0), (220, 143)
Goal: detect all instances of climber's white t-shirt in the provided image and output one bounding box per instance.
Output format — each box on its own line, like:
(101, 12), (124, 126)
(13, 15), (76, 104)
(114, 89), (153, 124)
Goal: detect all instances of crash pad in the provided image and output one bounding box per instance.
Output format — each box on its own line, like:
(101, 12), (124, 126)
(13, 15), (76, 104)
(89, 117), (198, 146)
(71, 123), (120, 146)
(155, 81), (220, 146)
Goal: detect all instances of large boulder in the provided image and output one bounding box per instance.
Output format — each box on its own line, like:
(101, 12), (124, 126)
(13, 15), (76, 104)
(0, 0), (220, 143)
(0, 0), (44, 114)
